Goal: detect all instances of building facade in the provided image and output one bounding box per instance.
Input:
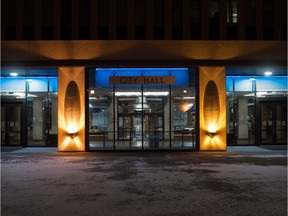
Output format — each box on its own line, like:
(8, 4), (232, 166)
(1, 0), (287, 151)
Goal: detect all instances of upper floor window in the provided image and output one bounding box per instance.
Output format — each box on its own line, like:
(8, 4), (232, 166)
(227, 0), (237, 23)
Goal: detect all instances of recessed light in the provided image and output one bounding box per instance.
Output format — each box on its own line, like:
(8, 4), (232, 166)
(264, 71), (272, 76)
(10, 72), (18, 76)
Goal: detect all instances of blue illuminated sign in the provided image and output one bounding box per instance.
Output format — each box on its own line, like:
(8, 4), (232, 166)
(95, 68), (190, 86)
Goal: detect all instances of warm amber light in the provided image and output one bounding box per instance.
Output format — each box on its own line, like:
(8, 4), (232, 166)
(207, 123), (217, 133)
(179, 102), (193, 112)
(66, 122), (79, 134)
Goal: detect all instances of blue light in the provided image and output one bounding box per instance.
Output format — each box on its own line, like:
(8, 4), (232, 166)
(95, 68), (190, 86)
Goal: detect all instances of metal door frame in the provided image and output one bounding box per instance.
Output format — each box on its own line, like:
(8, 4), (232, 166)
(1, 100), (27, 147)
(256, 98), (287, 145)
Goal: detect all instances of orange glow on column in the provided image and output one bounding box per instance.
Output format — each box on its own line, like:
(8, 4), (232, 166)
(58, 67), (86, 152)
(199, 67), (226, 151)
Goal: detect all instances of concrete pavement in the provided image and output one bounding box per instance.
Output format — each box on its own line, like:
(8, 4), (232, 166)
(1, 146), (287, 216)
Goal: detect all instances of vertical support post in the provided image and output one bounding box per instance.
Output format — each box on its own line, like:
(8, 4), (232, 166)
(58, 67), (86, 151)
(169, 84), (172, 150)
(141, 85), (144, 150)
(199, 67), (226, 151)
(113, 84), (116, 150)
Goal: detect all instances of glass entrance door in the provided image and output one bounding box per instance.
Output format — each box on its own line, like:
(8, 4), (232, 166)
(118, 114), (133, 140)
(259, 102), (287, 145)
(1, 103), (23, 146)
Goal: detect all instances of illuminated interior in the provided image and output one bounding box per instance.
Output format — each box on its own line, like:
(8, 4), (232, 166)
(0, 67), (286, 150)
(87, 68), (197, 150)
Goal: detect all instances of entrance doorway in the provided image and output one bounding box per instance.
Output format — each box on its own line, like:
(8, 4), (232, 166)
(1, 102), (25, 146)
(118, 112), (164, 141)
(257, 100), (287, 145)
(87, 67), (197, 151)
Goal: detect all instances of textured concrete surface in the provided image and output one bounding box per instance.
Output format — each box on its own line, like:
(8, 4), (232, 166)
(1, 148), (287, 216)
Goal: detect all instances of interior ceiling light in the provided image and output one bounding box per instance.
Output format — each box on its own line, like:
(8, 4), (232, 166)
(115, 92), (141, 96)
(115, 92), (169, 96)
(134, 96), (150, 110)
(10, 72), (18, 76)
(264, 71), (272, 76)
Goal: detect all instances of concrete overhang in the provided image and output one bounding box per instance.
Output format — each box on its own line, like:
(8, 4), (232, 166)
(1, 40), (287, 68)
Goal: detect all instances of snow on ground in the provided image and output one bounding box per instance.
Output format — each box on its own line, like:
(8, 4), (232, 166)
(1, 151), (287, 216)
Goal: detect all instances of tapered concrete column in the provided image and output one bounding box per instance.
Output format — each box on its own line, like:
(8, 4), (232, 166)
(58, 67), (86, 151)
(199, 67), (226, 151)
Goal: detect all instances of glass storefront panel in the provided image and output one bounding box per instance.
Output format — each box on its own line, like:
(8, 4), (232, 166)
(226, 68), (287, 146)
(0, 69), (58, 147)
(88, 68), (197, 151)
(172, 86), (197, 149)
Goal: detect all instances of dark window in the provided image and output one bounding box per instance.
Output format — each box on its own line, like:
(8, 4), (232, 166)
(172, 0), (183, 39)
(4, 0), (17, 40)
(5, 27), (16, 40)
(245, 0), (256, 40)
(227, 0), (238, 40)
(42, 0), (53, 40)
(263, 0), (274, 40)
(135, 0), (146, 39)
(116, 0), (128, 39)
(190, 0), (201, 39)
(24, 27), (35, 40)
(282, 0), (287, 40)
(61, 0), (72, 40)
(23, 0), (35, 40)
(79, 0), (90, 39)
(153, 0), (165, 39)
(98, 0), (109, 39)
(42, 26), (53, 40)
(227, 0), (237, 23)
(209, 0), (219, 40)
